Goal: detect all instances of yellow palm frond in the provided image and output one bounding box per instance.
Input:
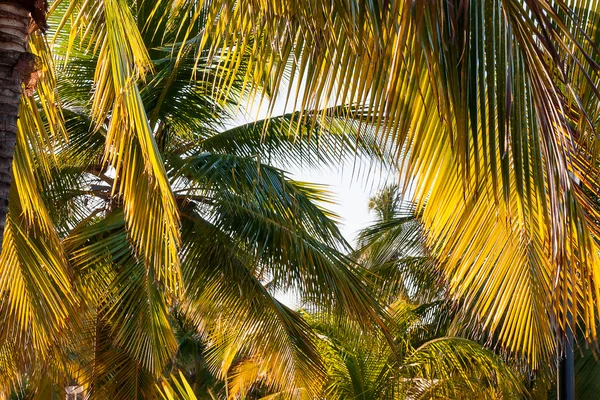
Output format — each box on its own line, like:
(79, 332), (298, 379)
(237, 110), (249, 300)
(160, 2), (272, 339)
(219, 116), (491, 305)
(56, 0), (181, 291)
(0, 29), (75, 391)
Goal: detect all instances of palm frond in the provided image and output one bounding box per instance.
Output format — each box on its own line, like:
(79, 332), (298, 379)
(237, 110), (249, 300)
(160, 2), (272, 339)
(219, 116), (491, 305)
(55, 0), (182, 291)
(401, 337), (527, 399)
(197, 107), (391, 171)
(179, 213), (326, 398)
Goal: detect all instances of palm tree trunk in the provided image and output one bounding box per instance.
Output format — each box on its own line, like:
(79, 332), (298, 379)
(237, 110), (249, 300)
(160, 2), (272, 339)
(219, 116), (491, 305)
(0, 2), (32, 248)
(557, 326), (575, 400)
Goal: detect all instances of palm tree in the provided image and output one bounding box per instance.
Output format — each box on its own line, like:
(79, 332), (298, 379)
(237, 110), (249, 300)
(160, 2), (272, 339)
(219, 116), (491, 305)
(0, 0), (51, 247)
(0, 1), (391, 398)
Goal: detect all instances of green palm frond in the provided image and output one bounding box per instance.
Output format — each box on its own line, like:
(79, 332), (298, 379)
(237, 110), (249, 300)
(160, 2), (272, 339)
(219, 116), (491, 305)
(308, 299), (524, 400)
(401, 337), (526, 399)
(573, 344), (600, 399)
(196, 107), (391, 171)
(175, 152), (388, 326)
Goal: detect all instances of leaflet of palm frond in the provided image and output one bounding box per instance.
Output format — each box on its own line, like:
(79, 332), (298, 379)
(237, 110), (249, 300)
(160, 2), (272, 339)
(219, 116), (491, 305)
(37, 114), (106, 233)
(53, 0), (181, 291)
(545, 327), (600, 399)
(52, 41), (107, 168)
(367, 185), (407, 222)
(356, 218), (425, 265)
(18, 30), (67, 229)
(179, 213), (325, 398)
(44, 61), (110, 226)
(175, 152), (344, 245)
(354, 187), (440, 304)
(313, 319), (398, 399)
(169, 310), (225, 395)
(568, 344), (600, 399)
(27, 32), (66, 148)
(401, 337), (527, 399)
(64, 211), (178, 379)
(157, 371), (198, 400)
(226, 358), (310, 399)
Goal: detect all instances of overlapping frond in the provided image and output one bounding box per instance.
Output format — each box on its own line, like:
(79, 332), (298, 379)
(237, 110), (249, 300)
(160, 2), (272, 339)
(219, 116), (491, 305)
(13, 0), (599, 396)
(174, 152), (389, 325)
(145, 0), (600, 368)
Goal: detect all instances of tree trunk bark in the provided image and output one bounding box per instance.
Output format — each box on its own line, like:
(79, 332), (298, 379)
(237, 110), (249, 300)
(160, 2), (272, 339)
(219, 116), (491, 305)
(0, 2), (30, 249)
(557, 326), (575, 400)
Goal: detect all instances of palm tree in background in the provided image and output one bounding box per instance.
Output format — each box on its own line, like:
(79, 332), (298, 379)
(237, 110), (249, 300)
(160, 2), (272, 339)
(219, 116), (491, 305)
(356, 185), (440, 305)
